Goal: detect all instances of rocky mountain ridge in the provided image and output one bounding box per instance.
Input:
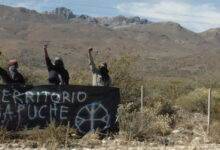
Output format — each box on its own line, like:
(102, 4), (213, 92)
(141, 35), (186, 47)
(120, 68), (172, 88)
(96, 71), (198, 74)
(44, 7), (150, 28)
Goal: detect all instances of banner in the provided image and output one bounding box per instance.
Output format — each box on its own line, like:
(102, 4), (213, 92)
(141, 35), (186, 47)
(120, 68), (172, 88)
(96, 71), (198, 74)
(0, 85), (120, 133)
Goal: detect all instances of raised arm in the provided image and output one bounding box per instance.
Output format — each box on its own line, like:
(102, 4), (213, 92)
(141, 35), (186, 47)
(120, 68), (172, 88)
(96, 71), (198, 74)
(88, 48), (98, 73)
(44, 44), (49, 58)
(0, 52), (12, 83)
(43, 44), (54, 71)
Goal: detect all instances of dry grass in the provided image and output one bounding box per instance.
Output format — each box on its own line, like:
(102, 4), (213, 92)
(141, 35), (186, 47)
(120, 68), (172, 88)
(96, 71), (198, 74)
(26, 121), (79, 149)
(0, 121), (80, 149)
(118, 102), (176, 141)
(210, 121), (220, 143)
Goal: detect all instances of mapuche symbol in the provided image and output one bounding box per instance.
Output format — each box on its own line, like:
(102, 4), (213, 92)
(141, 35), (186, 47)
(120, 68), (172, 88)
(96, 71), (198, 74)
(75, 102), (110, 134)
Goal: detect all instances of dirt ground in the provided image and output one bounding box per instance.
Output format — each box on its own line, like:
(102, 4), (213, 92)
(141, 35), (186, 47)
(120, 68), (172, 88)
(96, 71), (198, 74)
(0, 112), (219, 150)
(0, 139), (219, 150)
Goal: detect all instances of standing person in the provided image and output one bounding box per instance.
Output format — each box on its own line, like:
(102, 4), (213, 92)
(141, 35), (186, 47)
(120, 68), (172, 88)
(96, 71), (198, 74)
(88, 48), (111, 87)
(0, 52), (25, 84)
(43, 44), (69, 85)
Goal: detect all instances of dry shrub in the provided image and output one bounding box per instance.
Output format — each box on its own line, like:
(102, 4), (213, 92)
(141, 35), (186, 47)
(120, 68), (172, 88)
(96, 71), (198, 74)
(0, 122), (80, 149)
(210, 121), (220, 143)
(20, 67), (48, 84)
(79, 131), (102, 149)
(118, 102), (175, 141)
(0, 129), (28, 143)
(70, 70), (92, 85)
(109, 53), (141, 103)
(27, 121), (77, 148)
(0, 129), (13, 143)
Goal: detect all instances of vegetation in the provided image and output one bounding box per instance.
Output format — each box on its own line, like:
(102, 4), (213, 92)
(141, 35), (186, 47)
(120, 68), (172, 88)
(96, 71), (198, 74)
(0, 52), (220, 148)
(118, 102), (175, 141)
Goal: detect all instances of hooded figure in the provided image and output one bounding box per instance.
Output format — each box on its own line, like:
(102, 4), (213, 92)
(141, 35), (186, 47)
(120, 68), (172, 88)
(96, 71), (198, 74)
(0, 59), (25, 84)
(88, 48), (111, 87)
(44, 45), (69, 85)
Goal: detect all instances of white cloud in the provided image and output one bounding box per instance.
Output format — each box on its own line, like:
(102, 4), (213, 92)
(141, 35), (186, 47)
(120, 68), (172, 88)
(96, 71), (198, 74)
(0, 0), (64, 12)
(116, 1), (220, 32)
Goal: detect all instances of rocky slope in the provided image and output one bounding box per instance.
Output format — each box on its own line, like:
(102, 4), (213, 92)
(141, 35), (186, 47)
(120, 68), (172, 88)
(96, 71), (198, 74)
(1, 5), (220, 78)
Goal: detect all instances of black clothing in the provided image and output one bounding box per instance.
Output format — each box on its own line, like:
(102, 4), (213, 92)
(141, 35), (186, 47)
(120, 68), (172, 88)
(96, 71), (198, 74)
(100, 67), (110, 82)
(45, 57), (69, 85)
(0, 67), (25, 84)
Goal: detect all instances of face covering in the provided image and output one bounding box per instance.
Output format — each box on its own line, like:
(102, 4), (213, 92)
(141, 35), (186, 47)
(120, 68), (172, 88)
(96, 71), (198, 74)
(54, 60), (64, 72)
(9, 65), (17, 80)
(100, 67), (110, 81)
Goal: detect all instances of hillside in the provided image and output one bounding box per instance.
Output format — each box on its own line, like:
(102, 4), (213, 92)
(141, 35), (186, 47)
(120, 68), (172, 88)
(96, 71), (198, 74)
(0, 5), (220, 78)
(1, 4), (220, 150)
(199, 28), (220, 46)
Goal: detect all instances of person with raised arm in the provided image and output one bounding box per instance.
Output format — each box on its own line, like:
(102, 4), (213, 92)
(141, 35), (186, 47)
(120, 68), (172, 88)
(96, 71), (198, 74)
(88, 48), (111, 87)
(0, 52), (25, 84)
(43, 44), (69, 85)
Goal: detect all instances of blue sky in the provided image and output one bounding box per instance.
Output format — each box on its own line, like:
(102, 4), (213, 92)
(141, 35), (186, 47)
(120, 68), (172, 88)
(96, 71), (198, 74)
(1, 0), (220, 32)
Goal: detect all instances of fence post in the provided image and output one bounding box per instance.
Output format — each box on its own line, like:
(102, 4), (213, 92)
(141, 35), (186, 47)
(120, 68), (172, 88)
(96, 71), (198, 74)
(65, 121), (70, 149)
(207, 88), (212, 135)
(140, 85), (144, 111)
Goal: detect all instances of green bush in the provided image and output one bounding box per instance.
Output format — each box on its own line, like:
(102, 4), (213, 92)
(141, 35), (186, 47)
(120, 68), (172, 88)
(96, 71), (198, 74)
(176, 88), (220, 118)
(176, 88), (208, 113)
(143, 80), (195, 101)
(118, 102), (176, 141)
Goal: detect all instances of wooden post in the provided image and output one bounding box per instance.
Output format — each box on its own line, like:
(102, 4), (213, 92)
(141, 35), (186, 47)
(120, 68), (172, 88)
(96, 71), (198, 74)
(141, 85), (144, 111)
(65, 121), (70, 149)
(207, 88), (212, 135)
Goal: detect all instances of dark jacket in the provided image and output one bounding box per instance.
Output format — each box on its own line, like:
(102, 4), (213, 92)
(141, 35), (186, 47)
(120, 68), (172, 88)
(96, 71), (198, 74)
(45, 57), (69, 85)
(0, 67), (25, 84)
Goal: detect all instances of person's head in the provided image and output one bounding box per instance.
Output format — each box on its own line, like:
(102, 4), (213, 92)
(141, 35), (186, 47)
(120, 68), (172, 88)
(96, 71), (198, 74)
(98, 62), (107, 70)
(99, 62), (110, 81)
(99, 62), (109, 75)
(8, 59), (18, 69)
(54, 57), (64, 69)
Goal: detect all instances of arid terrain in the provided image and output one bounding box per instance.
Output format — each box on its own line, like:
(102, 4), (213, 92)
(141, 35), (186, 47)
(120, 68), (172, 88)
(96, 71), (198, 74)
(1, 5), (220, 79)
(0, 4), (220, 150)
(0, 112), (219, 150)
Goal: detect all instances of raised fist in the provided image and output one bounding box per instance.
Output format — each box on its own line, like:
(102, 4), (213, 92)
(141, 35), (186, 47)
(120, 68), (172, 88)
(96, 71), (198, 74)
(43, 44), (47, 49)
(88, 48), (93, 53)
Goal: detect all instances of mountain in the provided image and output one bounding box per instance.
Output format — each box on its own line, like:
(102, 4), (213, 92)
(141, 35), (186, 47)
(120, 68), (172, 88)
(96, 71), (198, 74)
(45, 7), (150, 28)
(199, 28), (220, 47)
(0, 5), (132, 68)
(116, 22), (212, 51)
(45, 7), (76, 19)
(0, 4), (220, 79)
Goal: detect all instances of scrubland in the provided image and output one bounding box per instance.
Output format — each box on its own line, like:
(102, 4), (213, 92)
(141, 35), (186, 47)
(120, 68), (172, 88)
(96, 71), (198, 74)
(0, 53), (220, 150)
